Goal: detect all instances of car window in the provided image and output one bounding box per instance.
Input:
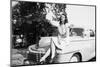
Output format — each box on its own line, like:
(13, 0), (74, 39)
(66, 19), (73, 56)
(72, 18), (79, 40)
(90, 30), (95, 37)
(70, 28), (84, 37)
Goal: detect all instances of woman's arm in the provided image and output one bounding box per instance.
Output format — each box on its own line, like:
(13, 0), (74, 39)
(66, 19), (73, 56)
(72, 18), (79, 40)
(49, 20), (59, 27)
(46, 10), (59, 27)
(65, 23), (70, 38)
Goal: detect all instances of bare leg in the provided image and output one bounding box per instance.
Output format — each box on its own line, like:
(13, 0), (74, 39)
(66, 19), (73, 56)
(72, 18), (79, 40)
(40, 38), (56, 62)
(51, 38), (56, 59)
(40, 48), (50, 62)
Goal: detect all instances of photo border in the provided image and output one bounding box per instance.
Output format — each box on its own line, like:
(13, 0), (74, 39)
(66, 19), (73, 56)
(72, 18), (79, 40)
(10, 0), (96, 66)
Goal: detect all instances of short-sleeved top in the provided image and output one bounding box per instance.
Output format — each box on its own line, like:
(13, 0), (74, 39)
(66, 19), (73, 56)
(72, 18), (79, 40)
(58, 23), (69, 38)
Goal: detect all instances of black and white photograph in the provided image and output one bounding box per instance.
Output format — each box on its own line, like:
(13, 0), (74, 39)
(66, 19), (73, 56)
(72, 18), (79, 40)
(11, 0), (96, 66)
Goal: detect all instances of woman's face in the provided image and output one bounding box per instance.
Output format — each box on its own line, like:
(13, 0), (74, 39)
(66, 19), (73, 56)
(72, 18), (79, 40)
(61, 15), (65, 22)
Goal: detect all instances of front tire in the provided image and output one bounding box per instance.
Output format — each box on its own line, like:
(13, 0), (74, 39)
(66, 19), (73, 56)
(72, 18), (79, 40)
(70, 54), (80, 62)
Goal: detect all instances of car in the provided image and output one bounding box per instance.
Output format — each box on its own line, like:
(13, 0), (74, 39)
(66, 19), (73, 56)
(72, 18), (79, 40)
(25, 27), (95, 64)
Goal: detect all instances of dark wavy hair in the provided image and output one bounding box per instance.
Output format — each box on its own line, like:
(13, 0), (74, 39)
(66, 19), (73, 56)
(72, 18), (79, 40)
(59, 14), (68, 25)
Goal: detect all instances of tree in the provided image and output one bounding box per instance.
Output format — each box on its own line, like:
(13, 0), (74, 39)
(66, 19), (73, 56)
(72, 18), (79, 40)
(12, 1), (68, 45)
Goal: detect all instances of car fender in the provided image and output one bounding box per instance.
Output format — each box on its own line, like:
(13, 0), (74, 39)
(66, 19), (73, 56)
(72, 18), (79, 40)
(54, 50), (81, 63)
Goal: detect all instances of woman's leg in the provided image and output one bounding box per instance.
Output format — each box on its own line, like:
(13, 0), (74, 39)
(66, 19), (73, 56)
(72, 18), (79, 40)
(40, 38), (56, 62)
(40, 48), (51, 62)
(51, 38), (56, 59)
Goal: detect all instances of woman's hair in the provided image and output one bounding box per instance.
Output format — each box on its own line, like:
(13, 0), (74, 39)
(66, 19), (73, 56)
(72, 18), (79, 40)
(59, 14), (68, 25)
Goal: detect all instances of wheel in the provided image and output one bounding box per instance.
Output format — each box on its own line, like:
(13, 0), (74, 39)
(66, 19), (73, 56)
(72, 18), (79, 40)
(70, 54), (80, 62)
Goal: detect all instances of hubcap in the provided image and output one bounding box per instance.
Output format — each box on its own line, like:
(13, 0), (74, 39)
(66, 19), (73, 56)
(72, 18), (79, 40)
(70, 56), (78, 62)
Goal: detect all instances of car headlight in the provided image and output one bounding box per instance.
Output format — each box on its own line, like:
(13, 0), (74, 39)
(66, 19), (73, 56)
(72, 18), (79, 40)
(16, 38), (22, 43)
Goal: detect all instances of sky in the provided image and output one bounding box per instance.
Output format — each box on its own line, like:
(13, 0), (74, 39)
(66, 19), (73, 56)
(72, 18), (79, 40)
(45, 4), (95, 30)
(66, 5), (95, 30)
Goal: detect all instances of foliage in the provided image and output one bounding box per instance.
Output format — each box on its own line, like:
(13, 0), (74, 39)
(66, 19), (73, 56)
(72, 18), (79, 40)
(12, 1), (67, 45)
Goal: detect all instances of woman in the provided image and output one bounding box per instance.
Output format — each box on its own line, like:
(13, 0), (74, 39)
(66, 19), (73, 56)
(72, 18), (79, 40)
(40, 14), (70, 63)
